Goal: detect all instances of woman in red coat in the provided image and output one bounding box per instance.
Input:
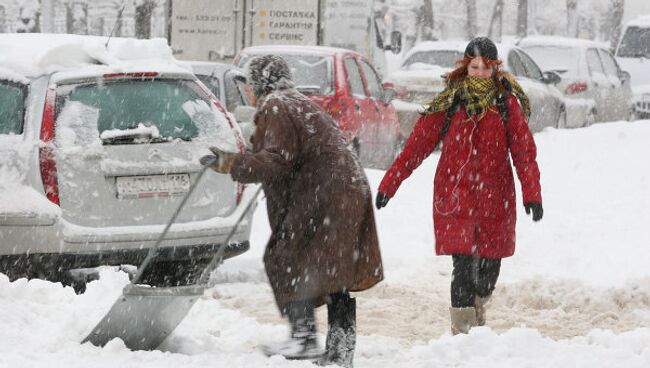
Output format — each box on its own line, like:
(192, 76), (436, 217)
(376, 37), (543, 335)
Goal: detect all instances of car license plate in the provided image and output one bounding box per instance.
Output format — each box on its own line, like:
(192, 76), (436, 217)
(116, 174), (190, 199)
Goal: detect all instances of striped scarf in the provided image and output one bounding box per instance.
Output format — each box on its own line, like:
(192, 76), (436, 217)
(424, 74), (531, 119)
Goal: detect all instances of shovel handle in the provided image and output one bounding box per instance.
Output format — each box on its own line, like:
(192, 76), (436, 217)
(131, 165), (212, 285)
(198, 186), (263, 285)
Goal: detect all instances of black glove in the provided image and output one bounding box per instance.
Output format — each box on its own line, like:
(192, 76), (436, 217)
(199, 154), (219, 167)
(524, 202), (543, 222)
(375, 192), (390, 210)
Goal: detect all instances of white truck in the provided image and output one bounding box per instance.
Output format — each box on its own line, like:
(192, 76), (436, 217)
(169, 0), (401, 73)
(615, 15), (650, 119)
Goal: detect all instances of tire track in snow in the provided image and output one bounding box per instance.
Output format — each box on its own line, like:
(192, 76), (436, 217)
(213, 272), (650, 345)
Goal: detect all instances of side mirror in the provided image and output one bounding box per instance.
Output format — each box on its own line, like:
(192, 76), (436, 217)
(381, 82), (406, 104)
(389, 31), (402, 54)
(619, 70), (631, 83)
(233, 105), (256, 123)
(383, 87), (398, 104)
(233, 105), (257, 147)
(542, 70), (561, 85)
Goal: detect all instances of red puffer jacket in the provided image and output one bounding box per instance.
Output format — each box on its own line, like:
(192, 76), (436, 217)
(378, 95), (541, 259)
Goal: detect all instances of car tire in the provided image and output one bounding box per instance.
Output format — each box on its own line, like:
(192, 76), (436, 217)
(138, 257), (212, 287)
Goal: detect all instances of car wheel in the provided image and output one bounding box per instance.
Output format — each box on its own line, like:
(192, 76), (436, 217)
(138, 258), (211, 287)
(556, 109), (567, 129)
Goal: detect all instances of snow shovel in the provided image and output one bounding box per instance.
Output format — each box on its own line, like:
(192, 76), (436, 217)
(82, 156), (262, 350)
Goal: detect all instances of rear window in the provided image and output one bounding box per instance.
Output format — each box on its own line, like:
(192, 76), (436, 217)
(239, 53), (334, 95)
(0, 81), (26, 135)
(521, 46), (579, 76)
(402, 50), (464, 69)
(54, 78), (233, 147)
(617, 26), (650, 58)
(197, 75), (221, 101)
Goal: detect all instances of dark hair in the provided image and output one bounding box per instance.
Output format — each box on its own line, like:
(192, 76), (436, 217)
(464, 37), (498, 60)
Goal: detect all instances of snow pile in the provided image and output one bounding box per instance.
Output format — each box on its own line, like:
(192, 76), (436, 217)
(627, 15), (650, 27)
(0, 34), (178, 78)
(1, 120), (650, 367)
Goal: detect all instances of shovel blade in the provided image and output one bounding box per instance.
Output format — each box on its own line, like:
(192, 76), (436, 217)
(82, 284), (204, 350)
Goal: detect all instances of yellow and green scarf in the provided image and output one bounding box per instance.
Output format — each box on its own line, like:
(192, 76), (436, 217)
(425, 74), (530, 118)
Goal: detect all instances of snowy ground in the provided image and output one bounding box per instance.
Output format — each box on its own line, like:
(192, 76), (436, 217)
(2, 120), (650, 367)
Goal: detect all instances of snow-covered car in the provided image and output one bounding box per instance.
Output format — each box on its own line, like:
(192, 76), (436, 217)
(0, 34), (256, 287)
(233, 45), (403, 170)
(181, 61), (257, 146)
(384, 41), (566, 136)
(519, 36), (635, 126)
(615, 15), (650, 119)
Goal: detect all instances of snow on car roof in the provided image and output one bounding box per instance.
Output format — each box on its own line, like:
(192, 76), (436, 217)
(240, 44), (357, 56)
(516, 35), (607, 49)
(627, 15), (650, 27)
(178, 61), (243, 77)
(403, 40), (520, 65)
(0, 33), (190, 80)
(0, 66), (30, 84)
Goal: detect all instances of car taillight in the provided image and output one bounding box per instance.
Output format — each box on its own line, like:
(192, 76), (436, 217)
(39, 88), (60, 206)
(565, 81), (588, 94)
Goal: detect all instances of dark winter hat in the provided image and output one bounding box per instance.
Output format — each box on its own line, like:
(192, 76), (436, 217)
(248, 55), (294, 97)
(464, 37), (498, 61)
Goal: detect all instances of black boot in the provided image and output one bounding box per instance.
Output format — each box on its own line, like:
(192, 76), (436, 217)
(262, 300), (323, 359)
(316, 293), (356, 368)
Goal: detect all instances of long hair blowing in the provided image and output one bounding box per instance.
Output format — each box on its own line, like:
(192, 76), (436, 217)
(445, 56), (507, 91)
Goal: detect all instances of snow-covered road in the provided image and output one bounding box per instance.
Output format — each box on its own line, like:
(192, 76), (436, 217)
(2, 121), (650, 367)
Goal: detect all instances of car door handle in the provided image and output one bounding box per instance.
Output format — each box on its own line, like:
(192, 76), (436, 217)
(355, 103), (360, 110)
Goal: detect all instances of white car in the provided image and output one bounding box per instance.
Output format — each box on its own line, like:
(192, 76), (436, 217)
(615, 15), (650, 119)
(385, 41), (566, 136)
(0, 34), (256, 289)
(519, 36), (635, 126)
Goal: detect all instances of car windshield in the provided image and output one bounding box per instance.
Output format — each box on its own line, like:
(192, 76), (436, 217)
(240, 53), (334, 95)
(617, 26), (650, 58)
(0, 82), (26, 135)
(520, 46), (580, 76)
(55, 79), (227, 146)
(402, 50), (464, 69)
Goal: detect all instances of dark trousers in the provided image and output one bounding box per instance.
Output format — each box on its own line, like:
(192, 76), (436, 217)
(281, 291), (353, 330)
(451, 254), (501, 308)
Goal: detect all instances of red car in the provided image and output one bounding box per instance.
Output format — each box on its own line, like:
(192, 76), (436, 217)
(234, 45), (403, 169)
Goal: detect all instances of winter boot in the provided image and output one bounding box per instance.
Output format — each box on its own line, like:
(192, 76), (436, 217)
(261, 301), (323, 359)
(450, 307), (477, 335)
(474, 295), (491, 326)
(316, 294), (356, 368)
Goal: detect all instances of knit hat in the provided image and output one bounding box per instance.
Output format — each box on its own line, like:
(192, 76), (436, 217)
(464, 37), (498, 61)
(248, 55), (294, 98)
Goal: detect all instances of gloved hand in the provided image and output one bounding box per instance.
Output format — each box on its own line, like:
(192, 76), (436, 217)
(199, 146), (237, 174)
(375, 192), (390, 210)
(524, 202), (543, 222)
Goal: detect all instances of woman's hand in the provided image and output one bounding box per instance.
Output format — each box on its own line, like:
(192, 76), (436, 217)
(375, 192), (391, 210)
(524, 202), (543, 222)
